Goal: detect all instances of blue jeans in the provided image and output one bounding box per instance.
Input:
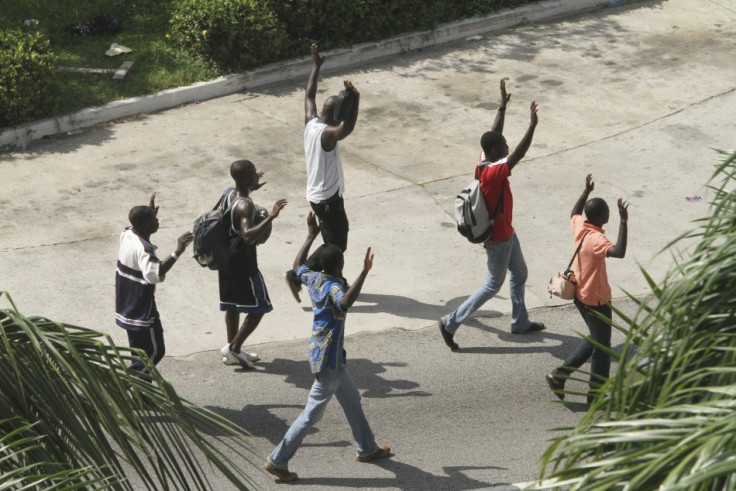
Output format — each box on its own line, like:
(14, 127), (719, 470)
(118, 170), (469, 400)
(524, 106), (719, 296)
(442, 232), (530, 334)
(268, 366), (379, 469)
(553, 297), (612, 403)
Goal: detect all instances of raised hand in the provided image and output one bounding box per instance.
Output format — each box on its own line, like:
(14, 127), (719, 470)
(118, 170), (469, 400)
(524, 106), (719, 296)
(617, 198), (629, 222)
(149, 192), (159, 215)
(344, 79), (359, 96)
(306, 211), (320, 238)
(500, 78), (511, 107)
(270, 199), (288, 219)
(311, 43), (325, 67)
(363, 247), (374, 273)
(530, 101), (539, 126)
(585, 173), (594, 193)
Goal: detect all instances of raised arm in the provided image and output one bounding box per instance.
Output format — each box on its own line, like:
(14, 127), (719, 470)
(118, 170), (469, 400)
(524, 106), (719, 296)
(491, 78), (511, 134)
(606, 198), (628, 259)
(293, 212), (321, 271)
(321, 79), (360, 151)
(572, 174), (595, 217)
(340, 247), (373, 310)
(236, 198), (287, 245)
(305, 43), (325, 125)
(507, 101), (538, 170)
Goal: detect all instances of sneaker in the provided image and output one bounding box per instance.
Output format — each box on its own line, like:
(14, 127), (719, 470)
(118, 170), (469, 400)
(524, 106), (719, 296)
(221, 344), (240, 364)
(240, 351), (260, 362)
(438, 319), (459, 351)
(234, 351), (255, 368)
(357, 444), (391, 462)
(283, 270), (301, 303)
(265, 461), (297, 482)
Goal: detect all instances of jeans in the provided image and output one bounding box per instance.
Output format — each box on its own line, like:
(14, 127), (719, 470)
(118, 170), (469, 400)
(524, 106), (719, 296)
(306, 193), (349, 271)
(126, 317), (165, 372)
(442, 232), (530, 334)
(268, 366), (379, 468)
(553, 297), (612, 402)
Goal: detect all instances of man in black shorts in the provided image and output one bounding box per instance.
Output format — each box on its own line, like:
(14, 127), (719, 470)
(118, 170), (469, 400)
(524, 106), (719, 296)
(219, 160), (287, 367)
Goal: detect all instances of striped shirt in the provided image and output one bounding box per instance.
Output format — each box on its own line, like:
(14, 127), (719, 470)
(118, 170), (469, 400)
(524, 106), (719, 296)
(115, 227), (162, 330)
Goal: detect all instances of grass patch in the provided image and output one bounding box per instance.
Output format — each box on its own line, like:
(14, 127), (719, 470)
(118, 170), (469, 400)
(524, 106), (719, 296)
(1, 0), (222, 121)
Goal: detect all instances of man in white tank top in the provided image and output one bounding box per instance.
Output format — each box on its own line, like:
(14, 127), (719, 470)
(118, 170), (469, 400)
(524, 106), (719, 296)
(285, 43), (360, 303)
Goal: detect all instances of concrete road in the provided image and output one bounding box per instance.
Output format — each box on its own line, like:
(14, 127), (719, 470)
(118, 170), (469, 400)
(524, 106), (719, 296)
(1, 0), (735, 488)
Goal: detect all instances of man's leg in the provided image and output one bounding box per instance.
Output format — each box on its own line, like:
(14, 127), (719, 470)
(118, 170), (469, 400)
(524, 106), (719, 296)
(305, 196), (349, 270)
(507, 233), (532, 333)
(333, 367), (380, 457)
(441, 237), (513, 335)
(224, 311), (239, 343)
(268, 370), (339, 469)
(126, 319), (164, 371)
(585, 303), (612, 405)
(548, 298), (605, 399)
(230, 313), (263, 351)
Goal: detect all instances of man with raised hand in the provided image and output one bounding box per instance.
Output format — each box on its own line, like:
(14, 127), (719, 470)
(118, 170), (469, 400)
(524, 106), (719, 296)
(284, 42), (360, 303)
(439, 79), (544, 351)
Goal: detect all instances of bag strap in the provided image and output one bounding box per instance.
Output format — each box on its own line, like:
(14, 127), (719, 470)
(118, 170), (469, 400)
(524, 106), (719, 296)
(565, 230), (591, 271)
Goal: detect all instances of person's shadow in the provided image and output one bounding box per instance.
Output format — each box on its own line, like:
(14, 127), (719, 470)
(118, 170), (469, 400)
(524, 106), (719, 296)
(348, 292), (503, 322)
(294, 458), (511, 490)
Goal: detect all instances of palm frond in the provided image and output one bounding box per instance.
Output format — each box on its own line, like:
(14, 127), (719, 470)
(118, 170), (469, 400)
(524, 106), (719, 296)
(0, 292), (258, 490)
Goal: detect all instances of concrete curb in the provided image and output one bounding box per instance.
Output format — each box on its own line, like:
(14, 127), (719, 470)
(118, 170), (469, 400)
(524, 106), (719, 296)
(1, 0), (607, 149)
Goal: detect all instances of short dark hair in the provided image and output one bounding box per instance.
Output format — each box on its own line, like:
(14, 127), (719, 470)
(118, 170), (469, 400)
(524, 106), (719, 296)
(480, 131), (507, 157)
(585, 198), (609, 222)
(319, 244), (344, 272)
(129, 205), (155, 229)
(230, 159), (256, 184)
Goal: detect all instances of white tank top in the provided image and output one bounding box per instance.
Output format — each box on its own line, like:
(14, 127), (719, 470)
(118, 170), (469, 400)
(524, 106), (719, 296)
(304, 118), (344, 202)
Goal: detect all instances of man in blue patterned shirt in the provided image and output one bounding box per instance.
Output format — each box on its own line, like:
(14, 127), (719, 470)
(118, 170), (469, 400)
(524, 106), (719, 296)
(266, 212), (390, 482)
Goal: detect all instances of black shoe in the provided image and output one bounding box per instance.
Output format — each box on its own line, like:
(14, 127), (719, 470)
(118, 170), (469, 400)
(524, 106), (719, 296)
(283, 270), (301, 303)
(438, 320), (459, 351)
(546, 373), (565, 400)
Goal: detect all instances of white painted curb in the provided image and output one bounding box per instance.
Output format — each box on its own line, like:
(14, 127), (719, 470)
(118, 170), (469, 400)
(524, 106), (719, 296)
(1, 0), (607, 149)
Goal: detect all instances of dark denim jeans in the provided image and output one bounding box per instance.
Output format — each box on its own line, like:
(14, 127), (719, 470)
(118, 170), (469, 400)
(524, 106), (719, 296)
(553, 297), (612, 403)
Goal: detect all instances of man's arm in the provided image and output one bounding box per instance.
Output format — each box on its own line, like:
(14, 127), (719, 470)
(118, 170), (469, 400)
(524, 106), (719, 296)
(321, 79), (360, 152)
(340, 247), (373, 310)
(159, 231), (194, 277)
(606, 198), (628, 258)
(293, 212), (321, 271)
(491, 78), (511, 134)
(507, 101), (538, 170)
(305, 43), (325, 125)
(572, 174), (595, 218)
(236, 198), (287, 245)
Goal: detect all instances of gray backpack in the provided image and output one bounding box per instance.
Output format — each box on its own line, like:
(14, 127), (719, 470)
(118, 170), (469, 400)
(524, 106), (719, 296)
(455, 166), (505, 243)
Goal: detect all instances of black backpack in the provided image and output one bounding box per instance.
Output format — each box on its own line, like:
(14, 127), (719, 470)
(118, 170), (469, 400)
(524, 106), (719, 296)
(192, 189), (240, 270)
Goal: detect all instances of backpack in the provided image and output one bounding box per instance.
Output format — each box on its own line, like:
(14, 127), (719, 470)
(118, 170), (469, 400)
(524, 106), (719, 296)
(192, 188), (240, 270)
(455, 165), (505, 243)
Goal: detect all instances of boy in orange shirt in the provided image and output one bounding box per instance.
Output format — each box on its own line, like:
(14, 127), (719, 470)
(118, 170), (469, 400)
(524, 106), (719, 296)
(546, 174), (628, 406)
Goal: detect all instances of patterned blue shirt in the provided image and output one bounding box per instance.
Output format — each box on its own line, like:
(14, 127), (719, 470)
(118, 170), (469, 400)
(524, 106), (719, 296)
(297, 265), (347, 374)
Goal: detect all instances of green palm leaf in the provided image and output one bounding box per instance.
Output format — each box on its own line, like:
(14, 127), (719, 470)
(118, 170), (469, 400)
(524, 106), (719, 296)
(0, 292), (257, 490)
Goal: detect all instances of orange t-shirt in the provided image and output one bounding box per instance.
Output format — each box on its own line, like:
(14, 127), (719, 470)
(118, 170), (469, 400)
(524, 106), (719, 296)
(571, 215), (613, 306)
